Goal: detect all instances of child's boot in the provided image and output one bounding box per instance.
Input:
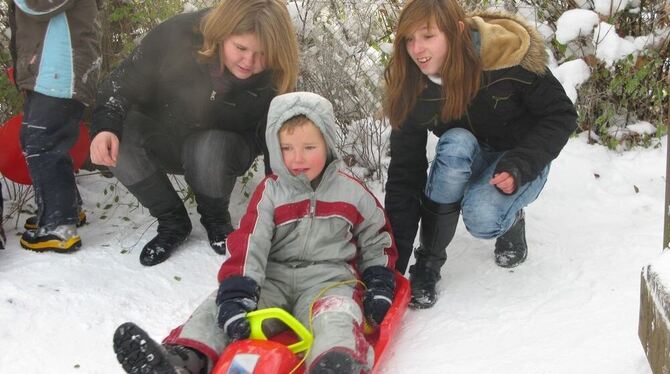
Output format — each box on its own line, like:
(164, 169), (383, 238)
(24, 209), (87, 230)
(113, 322), (207, 374)
(409, 195), (460, 309)
(494, 210), (527, 268)
(20, 224), (81, 252)
(310, 350), (363, 374)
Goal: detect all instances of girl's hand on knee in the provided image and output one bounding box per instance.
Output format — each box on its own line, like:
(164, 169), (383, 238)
(490, 172), (516, 194)
(90, 131), (119, 167)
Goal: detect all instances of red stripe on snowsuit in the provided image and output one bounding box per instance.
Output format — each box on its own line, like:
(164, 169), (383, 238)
(315, 201), (364, 226)
(274, 200), (310, 225)
(218, 175), (277, 282)
(273, 200), (363, 226)
(163, 326), (220, 364)
(337, 171), (399, 269)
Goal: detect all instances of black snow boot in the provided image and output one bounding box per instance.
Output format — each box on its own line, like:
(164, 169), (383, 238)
(195, 195), (234, 255)
(113, 322), (207, 374)
(494, 210), (527, 268)
(409, 195), (460, 309)
(310, 350), (363, 374)
(124, 171), (192, 266)
(408, 263), (441, 309)
(140, 206), (192, 266)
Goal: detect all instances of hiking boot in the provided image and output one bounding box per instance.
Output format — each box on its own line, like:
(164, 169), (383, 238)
(113, 322), (207, 374)
(24, 210), (87, 231)
(310, 350), (363, 374)
(408, 264), (441, 309)
(20, 224), (81, 252)
(494, 210), (528, 268)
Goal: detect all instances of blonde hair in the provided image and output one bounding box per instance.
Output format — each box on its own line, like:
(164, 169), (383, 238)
(279, 115), (315, 135)
(199, 0), (299, 94)
(384, 0), (482, 129)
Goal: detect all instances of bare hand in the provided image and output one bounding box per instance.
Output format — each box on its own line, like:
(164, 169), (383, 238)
(90, 131), (119, 167)
(489, 172), (516, 194)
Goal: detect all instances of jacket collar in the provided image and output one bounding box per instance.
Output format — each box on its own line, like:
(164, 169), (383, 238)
(465, 10), (547, 74)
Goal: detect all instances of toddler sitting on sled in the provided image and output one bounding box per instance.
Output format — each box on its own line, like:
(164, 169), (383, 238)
(112, 92), (398, 374)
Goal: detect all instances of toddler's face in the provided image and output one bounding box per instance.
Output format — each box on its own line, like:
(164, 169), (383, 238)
(279, 121), (328, 182)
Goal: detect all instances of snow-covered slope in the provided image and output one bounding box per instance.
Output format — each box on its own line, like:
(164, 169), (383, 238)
(0, 135), (664, 373)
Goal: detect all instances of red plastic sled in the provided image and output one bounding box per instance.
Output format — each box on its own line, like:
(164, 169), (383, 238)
(212, 271), (410, 374)
(0, 113), (90, 185)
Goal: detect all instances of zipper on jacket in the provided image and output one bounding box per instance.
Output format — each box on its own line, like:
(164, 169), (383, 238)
(300, 192), (317, 261)
(209, 90), (216, 101)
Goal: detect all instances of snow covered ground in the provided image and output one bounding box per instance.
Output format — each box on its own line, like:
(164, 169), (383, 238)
(0, 134), (664, 373)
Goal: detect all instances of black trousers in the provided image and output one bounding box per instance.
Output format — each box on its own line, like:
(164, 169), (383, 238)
(110, 111), (259, 221)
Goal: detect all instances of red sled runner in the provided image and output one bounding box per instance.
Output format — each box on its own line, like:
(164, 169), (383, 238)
(212, 272), (410, 374)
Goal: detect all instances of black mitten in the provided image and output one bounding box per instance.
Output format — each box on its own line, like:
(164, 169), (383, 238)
(216, 276), (260, 341)
(362, 266), (395, 327)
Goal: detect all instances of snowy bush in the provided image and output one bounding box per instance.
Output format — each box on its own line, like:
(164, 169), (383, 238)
(0, 0), (668, 172)
(473, 0), (669, 150)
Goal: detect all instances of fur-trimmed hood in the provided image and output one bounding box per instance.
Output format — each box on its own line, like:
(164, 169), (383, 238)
(466, 10), (547, 74)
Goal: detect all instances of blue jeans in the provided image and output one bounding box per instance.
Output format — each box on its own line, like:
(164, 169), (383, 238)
(425, 128), (549, 239)
(20, 91), (84, 229)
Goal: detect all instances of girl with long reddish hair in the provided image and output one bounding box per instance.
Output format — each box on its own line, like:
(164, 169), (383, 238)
(384, 0), (577, 308)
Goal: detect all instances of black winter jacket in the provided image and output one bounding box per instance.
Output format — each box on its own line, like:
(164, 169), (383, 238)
(91, 10), (275, 157)
(385, 12), (578, 271)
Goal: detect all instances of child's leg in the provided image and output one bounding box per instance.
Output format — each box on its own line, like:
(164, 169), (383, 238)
(20, 92), (83, 229)
(292, 267), (373, 374)
(162, 290), (227, 366)
(162, 279), (290, 368)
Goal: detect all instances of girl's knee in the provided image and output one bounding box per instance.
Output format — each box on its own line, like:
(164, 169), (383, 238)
(437, 128), (477, 148)
(435, 128), (478, 160)
(461, 206), (505, 239)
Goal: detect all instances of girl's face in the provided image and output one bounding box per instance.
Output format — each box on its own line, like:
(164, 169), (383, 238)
(405, 22), (448, 76)
(279, 122), (328, 182)
(220, 33), (266, 79)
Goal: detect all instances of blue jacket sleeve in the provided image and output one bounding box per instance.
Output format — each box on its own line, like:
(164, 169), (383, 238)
(13, 0), (76, 20)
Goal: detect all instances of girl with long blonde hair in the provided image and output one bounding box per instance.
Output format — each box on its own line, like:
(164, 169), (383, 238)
(384, 0), (578, 308)
(89, 0), (299, 268)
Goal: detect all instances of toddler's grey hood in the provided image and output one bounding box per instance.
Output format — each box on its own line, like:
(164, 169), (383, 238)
(265, 92), (340, 182)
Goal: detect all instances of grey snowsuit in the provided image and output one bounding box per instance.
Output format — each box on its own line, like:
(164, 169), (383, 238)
(164, 92), (397, 372)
